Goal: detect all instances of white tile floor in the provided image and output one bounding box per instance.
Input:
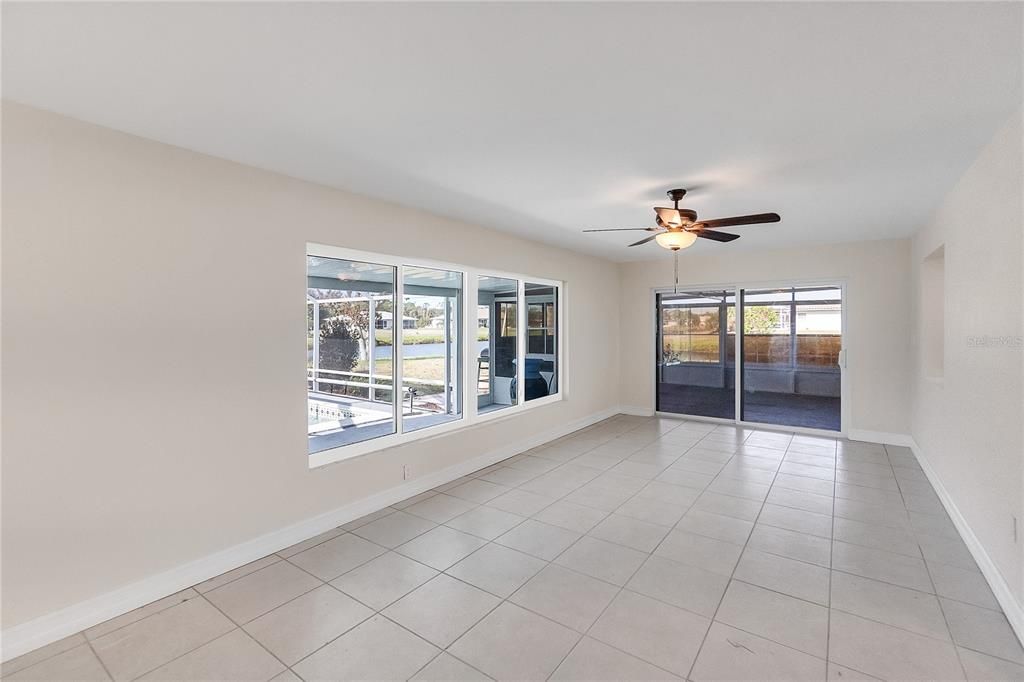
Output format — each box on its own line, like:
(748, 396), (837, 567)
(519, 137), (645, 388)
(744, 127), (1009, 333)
(5, 415), (1024, 681)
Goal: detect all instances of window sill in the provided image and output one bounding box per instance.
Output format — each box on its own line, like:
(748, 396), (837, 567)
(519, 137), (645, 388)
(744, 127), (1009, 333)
(308, 392), (565, 470)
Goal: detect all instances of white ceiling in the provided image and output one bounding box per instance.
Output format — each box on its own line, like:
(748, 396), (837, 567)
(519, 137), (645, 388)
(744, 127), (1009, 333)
(3, 2), (1021, 261)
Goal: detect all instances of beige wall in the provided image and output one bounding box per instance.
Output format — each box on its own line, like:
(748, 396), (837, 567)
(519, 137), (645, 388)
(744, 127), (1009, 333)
(910, 109), (1024, 608)
(0, 103), (622, 629)
(616, 239), (913, 436)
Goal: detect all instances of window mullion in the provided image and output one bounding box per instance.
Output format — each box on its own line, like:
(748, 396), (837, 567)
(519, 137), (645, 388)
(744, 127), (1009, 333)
(516, 279), (526, 406)
(790, 288), (797, 371)
(395, 264), (404, 434)
(464, 271), (479, 422)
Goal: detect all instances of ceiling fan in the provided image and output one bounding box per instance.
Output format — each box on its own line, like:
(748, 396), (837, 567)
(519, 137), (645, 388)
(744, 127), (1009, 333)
(583, 188), (781, 250)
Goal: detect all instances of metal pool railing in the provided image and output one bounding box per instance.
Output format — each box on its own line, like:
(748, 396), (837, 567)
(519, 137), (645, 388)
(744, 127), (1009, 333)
(307, 367), (446, 411)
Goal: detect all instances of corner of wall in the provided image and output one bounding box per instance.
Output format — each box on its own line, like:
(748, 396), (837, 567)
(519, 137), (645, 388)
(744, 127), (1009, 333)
(910, 438), (1024, 645)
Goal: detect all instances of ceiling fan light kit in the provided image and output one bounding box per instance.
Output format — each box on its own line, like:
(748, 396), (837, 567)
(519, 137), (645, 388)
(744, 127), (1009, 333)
(582, 187), (781, 251)
(655, 230), (697, 251)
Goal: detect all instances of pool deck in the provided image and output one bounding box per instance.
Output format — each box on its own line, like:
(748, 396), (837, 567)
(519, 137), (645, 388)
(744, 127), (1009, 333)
(308, 392), (459, 453)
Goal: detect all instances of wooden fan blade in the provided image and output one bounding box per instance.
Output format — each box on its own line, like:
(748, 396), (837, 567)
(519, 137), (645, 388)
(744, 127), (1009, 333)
(628, 234), (659, 247)
(696, 213), (781, 229)
(696, 229), (740, 242)
(582, 227), (656, 232)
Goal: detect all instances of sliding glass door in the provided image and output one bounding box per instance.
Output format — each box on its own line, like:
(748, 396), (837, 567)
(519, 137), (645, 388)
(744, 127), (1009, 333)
(656, 290), (736, 419)
(739, 286), (842, 430)
(656, 283), (843, 432)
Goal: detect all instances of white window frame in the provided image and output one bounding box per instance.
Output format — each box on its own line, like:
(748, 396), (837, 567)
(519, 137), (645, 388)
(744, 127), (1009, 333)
(307, 242), (565, 469)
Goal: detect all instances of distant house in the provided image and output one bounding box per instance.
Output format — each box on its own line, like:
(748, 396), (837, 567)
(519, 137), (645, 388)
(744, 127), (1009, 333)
(795, 304), (841, 334)
(375, 311), (417, 330)
(764, 304), (840, 334)
(429, 309), (487, 329)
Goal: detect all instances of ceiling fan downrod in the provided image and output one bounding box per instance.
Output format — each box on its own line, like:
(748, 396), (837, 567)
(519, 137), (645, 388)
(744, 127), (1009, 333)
(667, 188), (687, 210)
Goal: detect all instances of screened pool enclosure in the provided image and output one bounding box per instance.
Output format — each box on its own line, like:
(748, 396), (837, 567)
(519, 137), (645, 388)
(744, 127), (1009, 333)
(307, 252), (561, 459)
(307, 257), (463, 453)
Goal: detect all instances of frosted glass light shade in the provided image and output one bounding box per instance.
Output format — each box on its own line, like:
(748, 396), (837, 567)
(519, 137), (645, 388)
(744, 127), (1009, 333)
(655, 230), (697, 251)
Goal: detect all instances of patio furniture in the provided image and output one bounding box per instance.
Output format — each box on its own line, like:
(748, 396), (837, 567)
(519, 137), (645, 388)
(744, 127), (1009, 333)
(510, 358), (549, 401)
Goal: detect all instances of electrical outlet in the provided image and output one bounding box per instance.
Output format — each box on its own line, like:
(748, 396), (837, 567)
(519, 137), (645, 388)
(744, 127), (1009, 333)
(402, 464), (411, 481)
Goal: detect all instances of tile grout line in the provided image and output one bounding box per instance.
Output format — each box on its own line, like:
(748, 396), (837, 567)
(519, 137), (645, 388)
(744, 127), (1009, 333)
(825, 437), (837, 673)
(540, 419), (696, 681)
(92, 591), (297, 682)
(115, 602), (262, 682)
(77, 590), (198, 650)
(709, 433), (980, 671)
(681, 429), (896, 668)
(198, 594), (294, 679)
(407, 647), (495, 682)
(287, 415), (649, 682)
(196, 538), (409, 678)
(286, 570), (498, 679)
(396, 570), (504, 682)
(682, 426), (778, 680)
(514, 595), (682, 680)
(784, 447), (997, 647)
(439, 415), (674, 680)
(887, 441), (972, 680)
(83, 637), (116, 681)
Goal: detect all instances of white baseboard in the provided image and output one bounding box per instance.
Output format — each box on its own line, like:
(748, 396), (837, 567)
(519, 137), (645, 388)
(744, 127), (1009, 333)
(629, 407), (914, 447)
(847, 429), (914, 447)
(0, 405), (622, 663)
(909, 438), (1024, 647)
(618, 405), (655, 417)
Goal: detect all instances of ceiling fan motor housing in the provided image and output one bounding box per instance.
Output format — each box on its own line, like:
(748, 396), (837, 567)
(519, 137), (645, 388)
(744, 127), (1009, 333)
(655, 208), (698, 228)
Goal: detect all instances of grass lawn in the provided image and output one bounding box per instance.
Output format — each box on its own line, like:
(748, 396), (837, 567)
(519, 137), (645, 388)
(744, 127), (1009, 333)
(355, 357), (447, 391)
(662, 333), (721, 362)
(662, 332), (839, 365)
(375, 327), (489, 345)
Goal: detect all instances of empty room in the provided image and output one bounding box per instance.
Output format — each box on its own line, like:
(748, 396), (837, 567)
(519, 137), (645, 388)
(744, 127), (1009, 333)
(2, 2), (1023, 681)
